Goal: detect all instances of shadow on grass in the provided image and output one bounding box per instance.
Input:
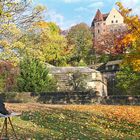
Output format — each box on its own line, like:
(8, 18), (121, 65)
(19, 108), (140, 140)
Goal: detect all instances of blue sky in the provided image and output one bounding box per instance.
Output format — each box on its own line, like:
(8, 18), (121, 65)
(33, 0), (140, 30)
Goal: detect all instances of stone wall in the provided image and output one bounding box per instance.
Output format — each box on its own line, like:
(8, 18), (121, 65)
(1, 92), (139, 105)
(38, 92), (101, 104)
(103, 95), (140, 105)
(38, 92), (140, 105)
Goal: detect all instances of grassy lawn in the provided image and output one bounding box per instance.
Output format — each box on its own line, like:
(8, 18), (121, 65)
(0, 103), (139, 140)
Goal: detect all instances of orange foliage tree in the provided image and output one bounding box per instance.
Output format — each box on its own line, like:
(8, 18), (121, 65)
(116, 2), (140, 72)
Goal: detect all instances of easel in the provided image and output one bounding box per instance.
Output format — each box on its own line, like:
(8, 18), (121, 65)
(0, 113), (21, 140)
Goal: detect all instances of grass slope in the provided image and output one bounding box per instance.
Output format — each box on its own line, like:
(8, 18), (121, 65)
(0, 103), (139, 140)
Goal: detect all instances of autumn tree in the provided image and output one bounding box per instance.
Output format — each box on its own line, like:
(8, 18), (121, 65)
(21, 21), (70, 66)
(116, 2), (140, 72)
(0, 0), (46, 64)
(66, 23), (93, 66)
(115, 2), (140, 94)
(93, 24), (128, 64)
(0, 0), (72, 66)
(0, 60), (18, 92)
(95, 30), (128, 55)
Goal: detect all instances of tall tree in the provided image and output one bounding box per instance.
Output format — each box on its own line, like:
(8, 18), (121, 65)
(0, 0), (46, 64)
(22, 21), (70, 66)
(116, 2), (140, 72)
(115, 2), (140, 95)
(0, 0), (72, 67)
(66, 23), (93, 65)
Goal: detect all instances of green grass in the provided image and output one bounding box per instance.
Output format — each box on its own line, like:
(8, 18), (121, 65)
(0, 104), (139, 140)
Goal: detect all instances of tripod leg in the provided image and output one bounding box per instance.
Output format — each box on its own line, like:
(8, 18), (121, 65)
(5, 118), (8, 138)
(8, 117), (18, 140)
(0, 118), (6, 138)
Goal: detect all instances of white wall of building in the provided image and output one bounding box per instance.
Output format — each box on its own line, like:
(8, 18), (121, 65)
(106, 8), (124, 25)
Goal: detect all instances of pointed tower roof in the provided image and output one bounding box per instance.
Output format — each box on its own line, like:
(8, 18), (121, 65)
(91, 9), (109, 27)
(93, 9), (103, 22)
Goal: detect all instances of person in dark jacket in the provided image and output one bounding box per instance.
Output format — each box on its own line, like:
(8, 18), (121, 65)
(0, 98), (9, 115)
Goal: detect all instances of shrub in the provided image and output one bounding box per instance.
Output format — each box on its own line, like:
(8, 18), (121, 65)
(17, 57), (57, 92)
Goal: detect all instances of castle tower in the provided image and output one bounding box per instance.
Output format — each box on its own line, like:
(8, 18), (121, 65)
(91, 8), (126, 53)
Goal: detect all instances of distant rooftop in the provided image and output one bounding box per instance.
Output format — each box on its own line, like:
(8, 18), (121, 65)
(89, 60), (122, 72)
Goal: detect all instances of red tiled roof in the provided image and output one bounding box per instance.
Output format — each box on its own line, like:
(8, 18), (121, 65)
(93, 9), (103, 22)
(91, 9), (109, 26)
(103, 13), (109, 20)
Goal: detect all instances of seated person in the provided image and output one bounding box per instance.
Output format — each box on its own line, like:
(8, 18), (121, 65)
(0, 99), (9, 115)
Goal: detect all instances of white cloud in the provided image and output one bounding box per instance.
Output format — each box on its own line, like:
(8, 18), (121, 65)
(62, 0), (101, 4)
(120, 0), (140, 14)
(48, 10), (64, 27)
(48, 9), (80, 30)
(133, 6), (140, 14)
(74, 1), (104, 13)
(88, 1), (104, 8)
(75, 7), (89, 12)
(62, 0), (81, 3)
(120, 0), (139, 8)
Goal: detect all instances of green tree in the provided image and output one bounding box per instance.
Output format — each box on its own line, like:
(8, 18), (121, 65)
(66, 23), (93, 65)
(23, 21), (69, 66)
(116, 65), (140, 95)
(17, 57), (57, 92)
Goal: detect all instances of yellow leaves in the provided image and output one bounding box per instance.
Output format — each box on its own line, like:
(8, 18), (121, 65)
(0, 40), (24, 66)
(116, 2), (140, 35)
(116, 2), (140, 72)
(0, 23), (21, 41)
(116, 2), (131, 17)
(34, 21), (48, 28)
(34, 5), (46, 12)
(12, 41), (25, 50)
(0, 40), (9, 47)
(121, 34), (136, 46)
(5, 103), (140, 139)
(8, 24), (21, 35)
(132, 59), (140, 71)
(57, 105), (140, 124)
(125, 56), (140, 72)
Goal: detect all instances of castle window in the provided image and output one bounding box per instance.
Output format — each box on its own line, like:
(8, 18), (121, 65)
(116, 20), (118, 23)
(105, 66), (108, 70)
(112, 20), (114, 23)
(103, 23), (106, 25)
(114, 15), (115, 18)
(112, 65), (115, 70)
(97, 29), (100, 33)
(98, 23), (100, 25)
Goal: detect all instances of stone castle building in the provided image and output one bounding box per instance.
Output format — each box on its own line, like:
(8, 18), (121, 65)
(91, 8), (126, 40)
